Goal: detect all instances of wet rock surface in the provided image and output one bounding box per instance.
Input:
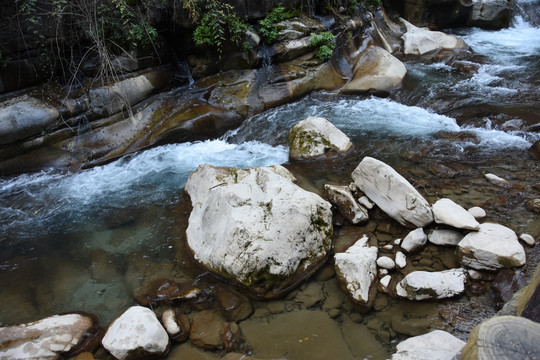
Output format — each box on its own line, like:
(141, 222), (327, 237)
(391, 330), (466, 360)
(396, 268), (467, 300)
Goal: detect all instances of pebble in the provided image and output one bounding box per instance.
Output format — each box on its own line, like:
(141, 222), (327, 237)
(358, 196), (374, 209)
(519, 233), (535, 246)
(485, 173), (510, 187)
(468, 206), (487, 219)
(377, 256), (396, 270)
(395, 251), (407, 269)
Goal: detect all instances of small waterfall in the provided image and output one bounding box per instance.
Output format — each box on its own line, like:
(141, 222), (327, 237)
(512, 0), (540, 26)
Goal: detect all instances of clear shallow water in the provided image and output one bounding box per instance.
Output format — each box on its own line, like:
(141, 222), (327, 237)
(0, 3), (539, 359)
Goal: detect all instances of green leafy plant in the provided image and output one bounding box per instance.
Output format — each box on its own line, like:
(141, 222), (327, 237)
(364, 0), (382, 10)
(192, 0), (250, 56)
(258, 5), (295, 44)
(309, 31), (336, 61)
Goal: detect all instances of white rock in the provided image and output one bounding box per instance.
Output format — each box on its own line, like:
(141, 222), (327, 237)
(468, 206), (487, 219)
(401, 19), (468, 55)
(484, 173), (510, 187)
(334, 235), (378, 304)
(358, 195), (374, 209)
(185, 165), (332, 295)
(401, 228), (428, 253)
(288, 117), (353, 159)
(395, 251), (407, 269)
(432, 198), (480, 230)
(352, 157), (433, 228)
(428, 229), (464, 246)
(391, 330), (466, 360)
(323, 184), (369, 224)
(102, 306), (169, 360)
(467, 269), (485, 280)
(396, 268), (466, 300)
(519, 233), (535, 246)
(383, 244), (394, 250)
(380, 275), (391, 289)
(379, 268), (389, 276)
(457, 223), (526, 270)
(342, 46), (407, 93)
(162, 309), (180, 336)
(377, 256), (396, 270)
(394, 238), (402, 246)
(0, 314), (97, 360)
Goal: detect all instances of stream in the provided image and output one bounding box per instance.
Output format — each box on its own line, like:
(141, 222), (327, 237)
(0, 2), (539, 359)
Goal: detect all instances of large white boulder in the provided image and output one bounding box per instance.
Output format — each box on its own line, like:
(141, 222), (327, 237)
(432, 198), (480, 230)
(323, 184), (369, 224)
(288, 117), (353, 160)
(352, 157), (433, 228)
(401, 19), (468, 55)
(391, 330), (466, 360)
(428, 229), (464, 246)
(334, 235), (378, 305)
(102, 306), (169, 360)
(185, 164), (333, 297)
(342, 46), (407, 94)
(396, 268), (466, 300)
(0, 313), (99, 360)
(401, 228), (428, 253)
(457, 223), (526, 270)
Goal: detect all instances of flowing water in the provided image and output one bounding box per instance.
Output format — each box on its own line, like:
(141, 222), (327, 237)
(0, 3), (539, 359)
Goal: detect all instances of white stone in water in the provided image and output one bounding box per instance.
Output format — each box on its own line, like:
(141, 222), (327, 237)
(401, 228), (427, 253)
(102, 306), (169, 360)
(288, 116), (352, 159)
(485, 173), (510, 187)
(401, 19), (467, 55)
(428, 229), (464, 246)
(467, 269), (485, 280)
(379, 268), (389, 276)
(334, 235), (378, 304)
(162, 309), (180, 336)
(394, 238), (402, 246)
(468, 206), (487, 219)
(323, 184), (369, 224)
(0, 314), (97, 360)
(358, 195), (374, 209)
(396, 268), (466, 300)
(185, 165), (332, 295)
(395, 251), (407, 269)
(383, 244), (393, 250)
(377, 256), (396, 270)
(457, 223), (526, 270)
(380, 275), (391, 289)
(432, 198), (480, 230)
(391, 330), (466, 360)
(352, 157), (433, 228)
(519, 233), (535, 246)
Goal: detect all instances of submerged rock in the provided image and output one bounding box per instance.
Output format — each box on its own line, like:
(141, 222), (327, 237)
(428, 229), (464, 246)
(461, 316), (540, 360)
(457, 223), (526, 270)
(432, 198), (480, 230)
(401, 19), (468, 55)
(334, 235), (378, 306)
(391, 330), (466, 360)
(341, 46), (407, 94)
(352, 157), (433, 228)
(0, 313), (100, 360)
(484, 173), (510, 187)
(323, 184), (369, 224)
(288, 116), (353, 160)
(396, 268), (466, 300)
(101, 306), (169, 360)
(184, 164), (332, 298)
(162, 309), (190, 343)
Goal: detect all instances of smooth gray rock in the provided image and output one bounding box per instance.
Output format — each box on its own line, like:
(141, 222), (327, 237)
(323, 184), (369, 224)
(428, 229), (464, 246)
(401, 19), (467, 55)
(432, 198), (480, 230)
(401, 228), (428, 253)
